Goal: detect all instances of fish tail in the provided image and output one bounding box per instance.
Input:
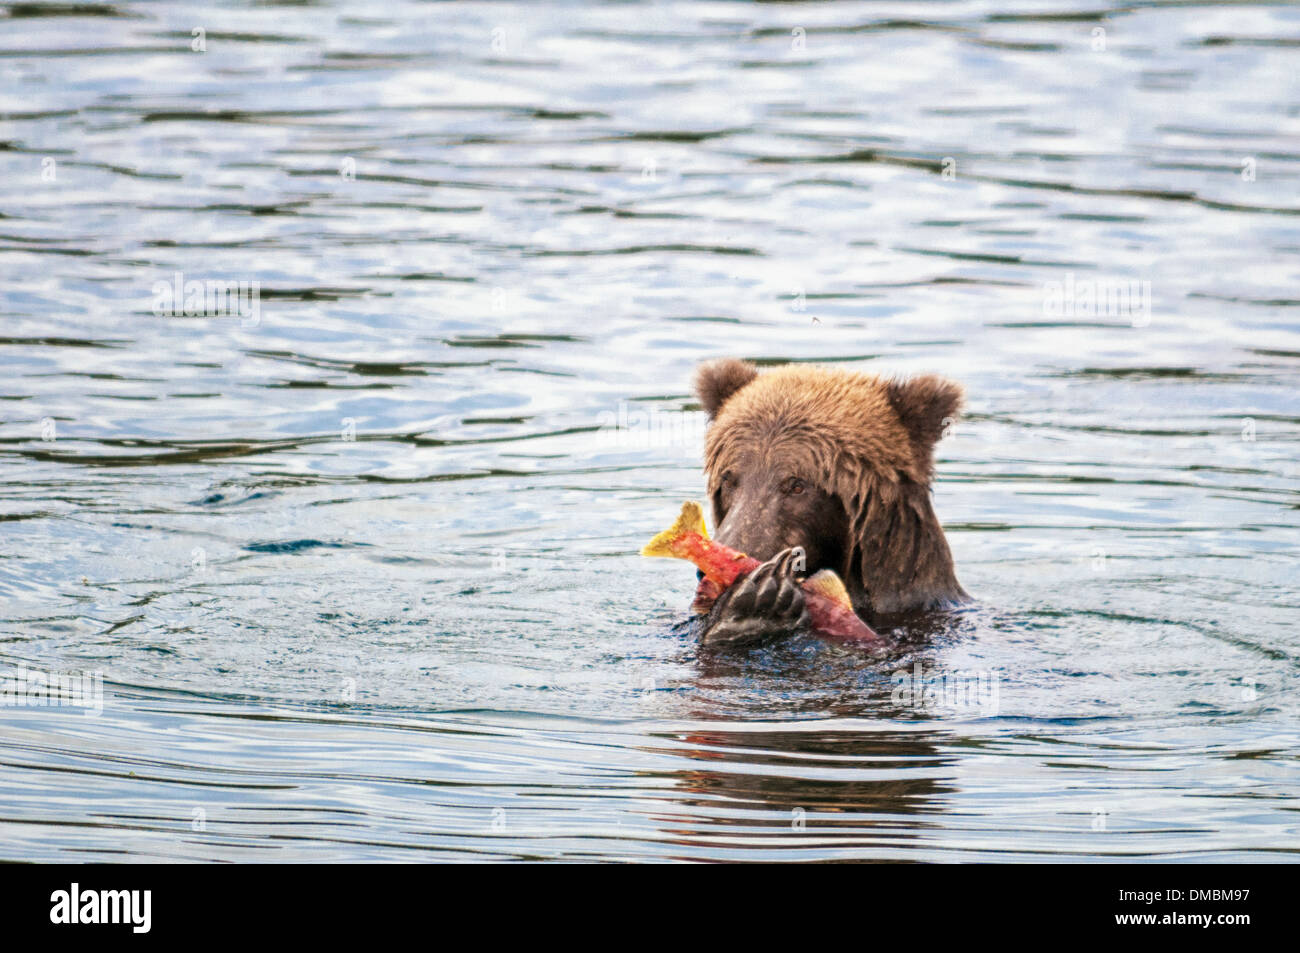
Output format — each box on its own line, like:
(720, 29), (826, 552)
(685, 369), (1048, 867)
(640, 501), (708, 558)
(805, 569), (854, 611)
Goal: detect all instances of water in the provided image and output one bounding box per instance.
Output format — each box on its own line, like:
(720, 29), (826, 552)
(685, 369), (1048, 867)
(1, 0), (1298, 862)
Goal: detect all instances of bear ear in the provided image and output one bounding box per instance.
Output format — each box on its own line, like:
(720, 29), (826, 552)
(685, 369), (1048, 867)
(695, 358), (758, 419)
(886, 374), (963, 451)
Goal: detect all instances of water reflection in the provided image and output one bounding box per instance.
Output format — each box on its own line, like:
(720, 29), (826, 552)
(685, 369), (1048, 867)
(660, 724), (955, 854)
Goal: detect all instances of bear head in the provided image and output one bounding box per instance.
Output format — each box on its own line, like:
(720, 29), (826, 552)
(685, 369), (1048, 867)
(695, 357), (968, 620)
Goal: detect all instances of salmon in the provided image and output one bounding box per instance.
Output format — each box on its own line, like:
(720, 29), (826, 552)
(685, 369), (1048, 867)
(641, 501), (880, 645)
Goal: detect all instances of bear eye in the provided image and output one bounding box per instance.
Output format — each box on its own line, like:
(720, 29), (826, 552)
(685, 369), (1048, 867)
(783, 477), (806, 496)
(721, 471), (737, 488)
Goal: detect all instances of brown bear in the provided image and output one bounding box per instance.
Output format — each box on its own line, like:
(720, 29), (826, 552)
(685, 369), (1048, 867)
(692, 358), (968, 645)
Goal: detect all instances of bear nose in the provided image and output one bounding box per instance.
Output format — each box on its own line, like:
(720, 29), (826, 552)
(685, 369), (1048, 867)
(716, 535), (779, 564)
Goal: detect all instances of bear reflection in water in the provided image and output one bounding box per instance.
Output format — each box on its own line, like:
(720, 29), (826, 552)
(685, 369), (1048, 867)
(659, 725), (956, 849)
(688, 358), (970, 647)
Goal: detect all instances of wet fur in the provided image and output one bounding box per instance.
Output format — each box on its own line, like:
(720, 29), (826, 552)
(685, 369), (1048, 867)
(695, 358), (968, 624)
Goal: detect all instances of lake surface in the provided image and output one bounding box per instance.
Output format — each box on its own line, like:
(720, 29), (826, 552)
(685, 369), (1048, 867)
(1, 0), (1297, 862)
